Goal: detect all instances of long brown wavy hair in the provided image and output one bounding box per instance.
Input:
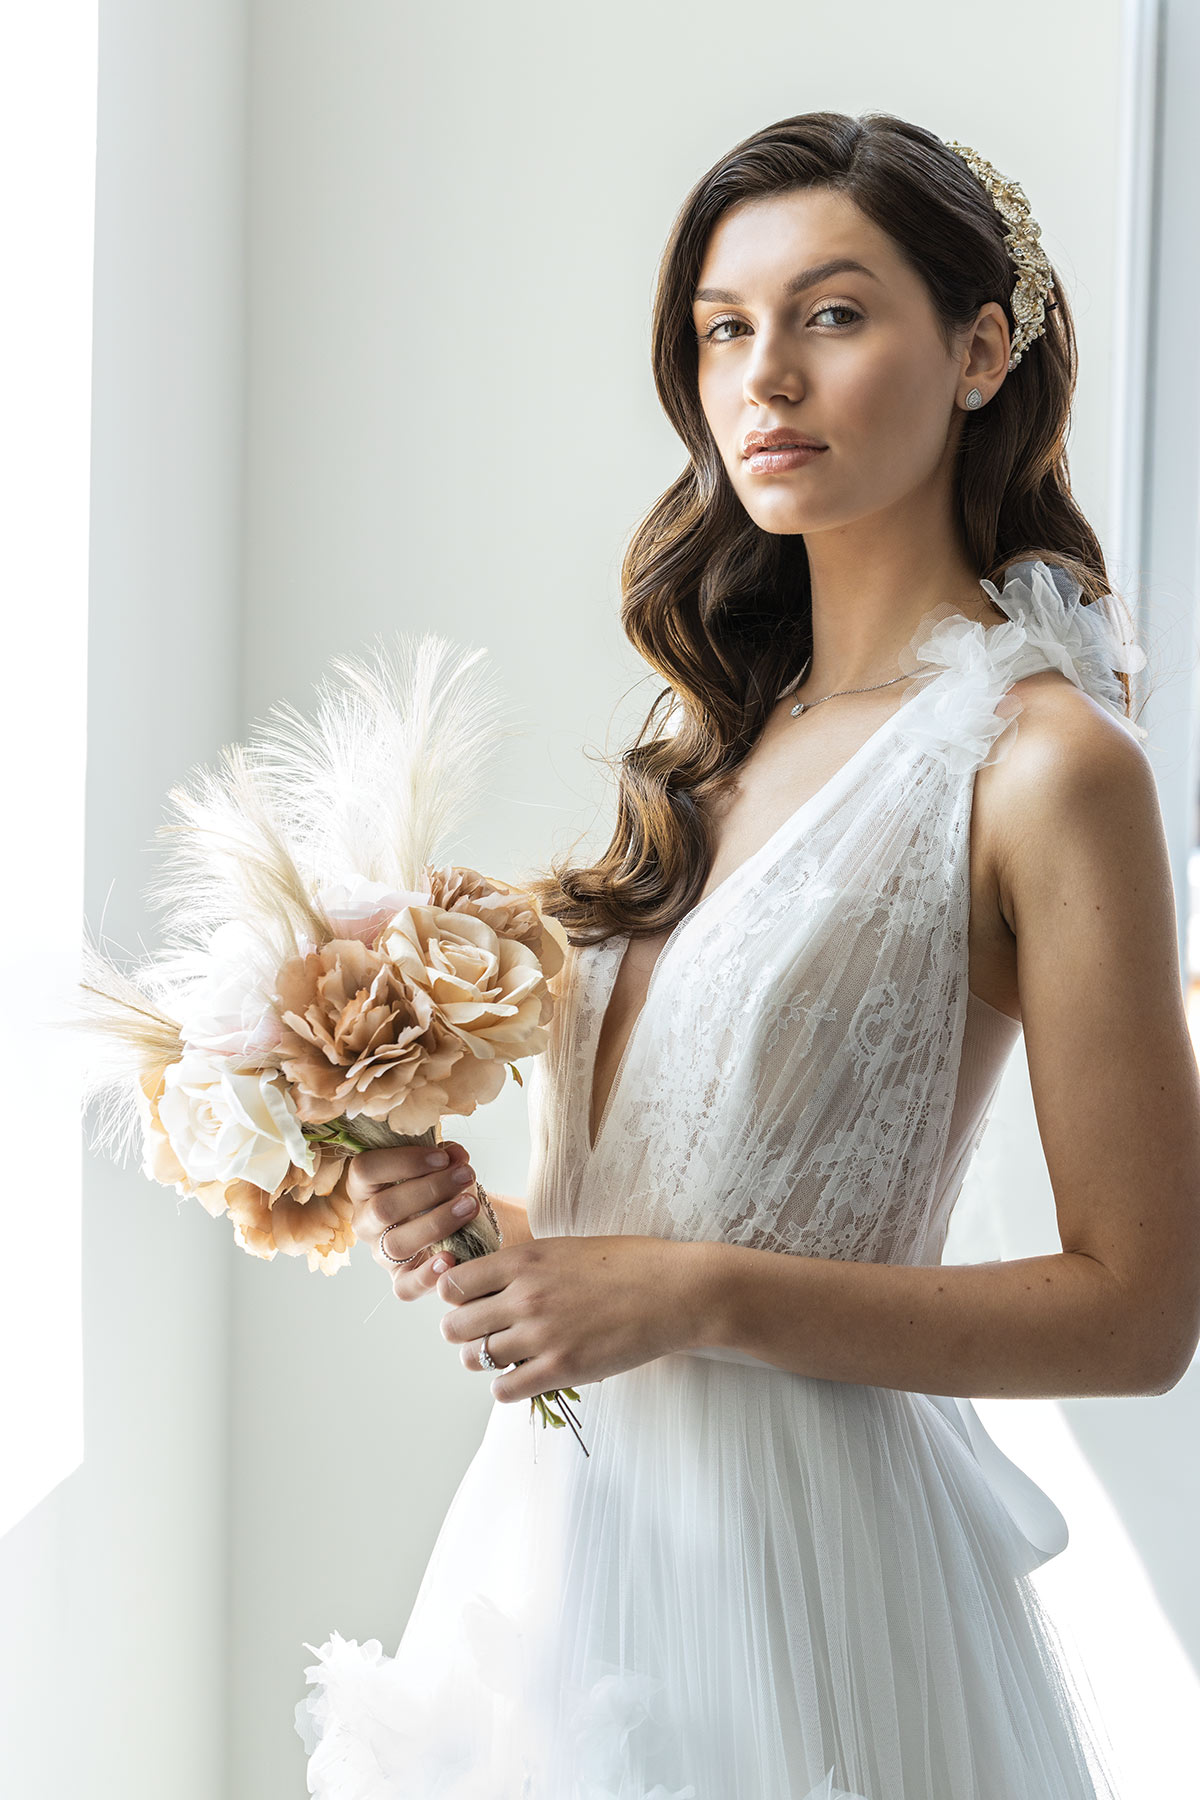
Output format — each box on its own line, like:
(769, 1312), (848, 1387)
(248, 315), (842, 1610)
(525, 108), (1138, 949)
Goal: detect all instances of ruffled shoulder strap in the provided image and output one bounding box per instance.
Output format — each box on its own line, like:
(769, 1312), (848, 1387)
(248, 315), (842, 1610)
(893, 556), (1148, 776)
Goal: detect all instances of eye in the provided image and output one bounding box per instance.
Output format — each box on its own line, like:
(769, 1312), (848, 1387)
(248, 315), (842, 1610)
(811, 302), (862, 328)
(698, 315), (748, 344)
(696, 302), (862, 344)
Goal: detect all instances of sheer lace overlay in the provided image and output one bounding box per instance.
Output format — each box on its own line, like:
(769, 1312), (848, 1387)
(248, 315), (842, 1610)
(296, 560), (1142, 1798)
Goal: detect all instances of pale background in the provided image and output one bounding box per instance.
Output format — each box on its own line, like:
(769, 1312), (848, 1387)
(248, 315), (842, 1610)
(3, 1), (1199, 1795)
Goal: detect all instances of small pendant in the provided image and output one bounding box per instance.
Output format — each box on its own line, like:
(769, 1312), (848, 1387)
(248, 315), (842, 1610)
(790, 700), (808, 716)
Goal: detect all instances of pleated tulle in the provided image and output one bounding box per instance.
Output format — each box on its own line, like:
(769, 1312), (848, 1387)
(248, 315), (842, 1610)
(296, 1354), (1120, 1799)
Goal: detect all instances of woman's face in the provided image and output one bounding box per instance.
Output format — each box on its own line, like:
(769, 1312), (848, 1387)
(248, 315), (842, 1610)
(692, 186), (999, 537)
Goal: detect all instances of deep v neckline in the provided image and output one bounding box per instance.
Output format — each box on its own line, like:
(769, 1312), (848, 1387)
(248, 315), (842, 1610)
(583, 671), (940, 1158)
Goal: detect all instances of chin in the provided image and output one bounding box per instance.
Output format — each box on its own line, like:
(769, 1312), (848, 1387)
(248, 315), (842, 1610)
(740, 499), (821, 535)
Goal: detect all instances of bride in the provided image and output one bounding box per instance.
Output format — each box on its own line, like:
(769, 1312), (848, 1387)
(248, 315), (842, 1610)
(296, 108), (1200, 1799)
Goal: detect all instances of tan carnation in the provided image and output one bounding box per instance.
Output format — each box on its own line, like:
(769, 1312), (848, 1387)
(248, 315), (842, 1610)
(378, 903), (554, 1116)
(223, 1143), (357, 1275)
(424, 865), (568, 982)
(272, 937), (462, 1133)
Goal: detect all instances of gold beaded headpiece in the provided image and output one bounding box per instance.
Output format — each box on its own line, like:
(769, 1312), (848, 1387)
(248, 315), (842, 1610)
(944, 141), (1055, 370)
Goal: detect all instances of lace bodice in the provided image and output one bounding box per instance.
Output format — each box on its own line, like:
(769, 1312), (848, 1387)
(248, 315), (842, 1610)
(526, 559), (1146, 1272)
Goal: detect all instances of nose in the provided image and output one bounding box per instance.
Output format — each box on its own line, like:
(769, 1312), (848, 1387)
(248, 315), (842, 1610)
(740, 323), (805, 410)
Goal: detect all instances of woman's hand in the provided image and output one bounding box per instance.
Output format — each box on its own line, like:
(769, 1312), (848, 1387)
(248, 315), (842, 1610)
(346, 1139), (480, 1301)
(436, 1234), (710, 1401)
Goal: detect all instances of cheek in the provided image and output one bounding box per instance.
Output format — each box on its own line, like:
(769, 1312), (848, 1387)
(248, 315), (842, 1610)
(832, 345), (951, 459)
(697, 362), (741, 458)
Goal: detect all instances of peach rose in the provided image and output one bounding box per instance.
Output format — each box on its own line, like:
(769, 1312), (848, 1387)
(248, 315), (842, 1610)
(377, 903), (554, 1116)
(424, 865), (568, 982)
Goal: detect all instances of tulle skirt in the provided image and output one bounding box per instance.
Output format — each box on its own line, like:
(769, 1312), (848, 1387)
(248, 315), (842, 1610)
(294, 1348), (1121, 1800)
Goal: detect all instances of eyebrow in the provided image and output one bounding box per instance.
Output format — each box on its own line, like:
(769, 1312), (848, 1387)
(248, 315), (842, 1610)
(692, 257), (881, 306)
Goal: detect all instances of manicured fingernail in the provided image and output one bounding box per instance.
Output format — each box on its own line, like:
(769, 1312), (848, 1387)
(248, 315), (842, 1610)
(431, 1256), (449, 1273)
(452, 1194), (477, 1217)
(426, 1151), (448, 1167)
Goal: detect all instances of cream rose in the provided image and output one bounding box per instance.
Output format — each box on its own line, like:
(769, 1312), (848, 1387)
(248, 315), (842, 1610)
(156, 1050), (315, 1193)
(134, 1064), (230, 1219)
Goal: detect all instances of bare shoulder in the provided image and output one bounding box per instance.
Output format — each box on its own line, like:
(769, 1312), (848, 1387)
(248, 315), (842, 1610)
(974, 668), (1160, 926)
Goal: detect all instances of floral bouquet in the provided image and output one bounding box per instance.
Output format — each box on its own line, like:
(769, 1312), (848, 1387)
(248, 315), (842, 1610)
(72, 634), (586, 1448)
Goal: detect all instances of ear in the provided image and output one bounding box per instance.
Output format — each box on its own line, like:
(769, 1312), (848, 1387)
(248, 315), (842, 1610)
(959, 301), (1011, 402)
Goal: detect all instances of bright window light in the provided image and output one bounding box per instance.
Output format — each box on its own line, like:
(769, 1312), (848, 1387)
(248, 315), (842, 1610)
(0, 4), (97, 1538)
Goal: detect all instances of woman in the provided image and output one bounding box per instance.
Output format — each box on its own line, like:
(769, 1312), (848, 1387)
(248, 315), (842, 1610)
(296, 110), (1200, 1799)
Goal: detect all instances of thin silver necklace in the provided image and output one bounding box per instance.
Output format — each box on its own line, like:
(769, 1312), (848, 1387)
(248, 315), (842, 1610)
(779, 654), (916, 718)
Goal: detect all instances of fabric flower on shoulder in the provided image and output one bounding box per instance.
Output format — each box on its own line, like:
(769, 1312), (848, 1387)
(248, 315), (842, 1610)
(893, 605), (1028, 778)
(981, 557), (1148, 738)
(894, 557), (1149, 776)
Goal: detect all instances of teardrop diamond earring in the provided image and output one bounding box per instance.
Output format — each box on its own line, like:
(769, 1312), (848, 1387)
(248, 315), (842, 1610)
(964, 388), (984, 409)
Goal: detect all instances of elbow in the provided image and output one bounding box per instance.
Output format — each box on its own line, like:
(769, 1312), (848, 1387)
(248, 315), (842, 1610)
(1144, 1353), (1187, 1396)
(1097, 1262), (1200, 1395)
(1131, 1321), (1199, 1396)
(1142, 1346), (1196, 1396)
(1140, 1360), (1189, 1397)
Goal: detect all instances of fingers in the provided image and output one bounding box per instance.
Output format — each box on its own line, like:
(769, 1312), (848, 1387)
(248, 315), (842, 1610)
(346, 1138), (467, 1205)
(343, 1140), (489, 1301)
(459, 1325), (522, 1372)
(348, 1145), (468, 1238)
(346, 1143), (481, 1286)
(391, 1245), (458, 1302)
(375, 1178), (481, 1277)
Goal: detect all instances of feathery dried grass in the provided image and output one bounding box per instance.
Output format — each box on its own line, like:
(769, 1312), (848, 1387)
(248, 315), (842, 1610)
(69, 929), (184, 1163)
(243, 634), (520, 892)
(146, 739), (335, 976)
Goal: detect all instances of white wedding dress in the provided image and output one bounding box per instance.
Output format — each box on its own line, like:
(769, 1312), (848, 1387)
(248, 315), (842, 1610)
(295, 559), (1146, 1799)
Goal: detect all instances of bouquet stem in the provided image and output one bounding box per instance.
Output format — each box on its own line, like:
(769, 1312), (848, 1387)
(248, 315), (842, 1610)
(306, 1114), (589, 1454)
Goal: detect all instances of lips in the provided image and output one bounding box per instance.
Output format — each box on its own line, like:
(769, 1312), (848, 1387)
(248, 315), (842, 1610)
(743, 428), (827, 457)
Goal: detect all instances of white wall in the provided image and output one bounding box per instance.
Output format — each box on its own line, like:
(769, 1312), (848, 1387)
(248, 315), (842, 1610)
(10, 3), (1193, 1797)
(0, 3), (246, 1796)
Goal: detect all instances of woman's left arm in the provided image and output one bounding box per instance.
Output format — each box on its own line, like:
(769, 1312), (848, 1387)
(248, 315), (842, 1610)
(700, 681), (1200, 1400)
